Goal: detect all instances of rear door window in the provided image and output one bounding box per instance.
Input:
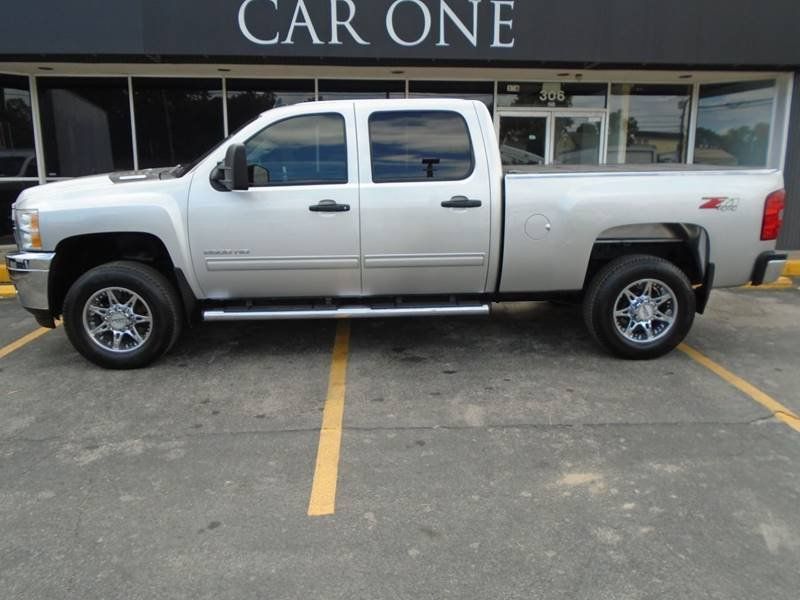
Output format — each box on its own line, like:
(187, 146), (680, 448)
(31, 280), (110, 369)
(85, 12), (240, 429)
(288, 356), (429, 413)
(368, 111), (474, 183)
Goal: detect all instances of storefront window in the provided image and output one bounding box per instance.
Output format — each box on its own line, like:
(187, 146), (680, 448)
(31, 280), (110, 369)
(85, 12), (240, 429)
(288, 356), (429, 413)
(497, 82), (606, 109)
(318, 79), (404, 101)
(693, 80), (775, 167)
(0, 75), (37, 178)
(607, 84), (691, 164)
(134, 78), (223, 169)
(0, 181), (37, 240)
(409, 81), (494, 114)
(499, 116), (547, 165)
(38, 77), (133, 177)
(226, 78), (315, 133)
(554, 116), (602, 165)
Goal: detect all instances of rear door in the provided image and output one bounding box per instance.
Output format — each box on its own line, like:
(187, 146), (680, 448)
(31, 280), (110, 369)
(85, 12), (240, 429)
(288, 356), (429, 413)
(355, 103), (492, 296)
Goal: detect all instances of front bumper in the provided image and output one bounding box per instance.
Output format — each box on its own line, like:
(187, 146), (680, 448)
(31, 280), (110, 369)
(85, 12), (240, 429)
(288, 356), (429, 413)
(750, 251), (788, 286)
(5, 251), (55, 314)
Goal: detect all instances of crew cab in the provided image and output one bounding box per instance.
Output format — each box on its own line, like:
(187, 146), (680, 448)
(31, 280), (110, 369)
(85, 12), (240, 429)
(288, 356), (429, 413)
(6, 99), (788, 368)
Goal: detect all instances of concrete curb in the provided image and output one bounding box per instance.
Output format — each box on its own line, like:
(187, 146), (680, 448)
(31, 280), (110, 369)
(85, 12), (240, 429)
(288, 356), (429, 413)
(785, 260), (800, 277)
(0, 284), (16, 298)
(742, 276), (795, 290)
(0, 265), (9, 285)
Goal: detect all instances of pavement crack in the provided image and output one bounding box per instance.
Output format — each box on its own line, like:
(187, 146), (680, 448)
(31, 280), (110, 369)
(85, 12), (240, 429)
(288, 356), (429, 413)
(0, 418), (788, 449)
(72, 477), (92, 540)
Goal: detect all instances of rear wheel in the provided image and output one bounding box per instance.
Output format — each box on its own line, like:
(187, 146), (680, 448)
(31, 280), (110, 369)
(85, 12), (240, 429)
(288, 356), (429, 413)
(63, 261), (182, 369)
(583, 255), (695, 359)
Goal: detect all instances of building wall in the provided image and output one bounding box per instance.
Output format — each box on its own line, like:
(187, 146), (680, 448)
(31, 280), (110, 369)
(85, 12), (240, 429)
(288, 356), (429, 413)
(1, 0), (799, 67)
(778, 72), (800, 250)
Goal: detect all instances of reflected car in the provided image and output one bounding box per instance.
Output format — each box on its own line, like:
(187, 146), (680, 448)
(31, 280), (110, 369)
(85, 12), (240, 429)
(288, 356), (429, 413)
(0, 149), (37, 178)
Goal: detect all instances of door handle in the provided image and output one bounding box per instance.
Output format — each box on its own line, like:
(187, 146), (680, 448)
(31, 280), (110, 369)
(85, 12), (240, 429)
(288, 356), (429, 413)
(309, 199), (350, 213)
(441, 196), (482, 209)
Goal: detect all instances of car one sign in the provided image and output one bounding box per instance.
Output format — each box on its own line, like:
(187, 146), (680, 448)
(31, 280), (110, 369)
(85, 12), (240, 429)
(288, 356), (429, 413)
(237, 0), (516, 48)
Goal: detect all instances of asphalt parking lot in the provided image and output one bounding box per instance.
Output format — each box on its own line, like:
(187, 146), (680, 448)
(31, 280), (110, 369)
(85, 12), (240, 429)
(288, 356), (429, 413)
(1, 283), (799, 599)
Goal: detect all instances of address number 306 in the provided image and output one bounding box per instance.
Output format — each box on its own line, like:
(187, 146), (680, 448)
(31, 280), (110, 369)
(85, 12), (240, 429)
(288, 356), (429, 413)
(539, 90), (567, 103)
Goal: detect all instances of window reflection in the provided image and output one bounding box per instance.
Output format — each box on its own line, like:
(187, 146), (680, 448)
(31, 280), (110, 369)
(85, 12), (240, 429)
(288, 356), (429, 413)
(499, 116), (547, 166)
(554, 116), (601, 165)
(226, 79), (315, 133)
(694, 80), (775, 167)
(607, 84), (691, 164)
(318, 80), (404, 101)
(0, 75), (37, 178)
(134, 78), (223, 169)
(245, 114), (347, 186)
(369, 111), (473, 182)
(38, 77), (133, 177)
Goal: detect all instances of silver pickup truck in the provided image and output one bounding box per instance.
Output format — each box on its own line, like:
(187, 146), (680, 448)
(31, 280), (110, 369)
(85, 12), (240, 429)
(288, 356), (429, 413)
(6, 99), (788, 368)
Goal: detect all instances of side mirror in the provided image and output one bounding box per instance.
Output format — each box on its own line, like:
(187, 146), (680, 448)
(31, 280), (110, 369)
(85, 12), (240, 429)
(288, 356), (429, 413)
(215, 144), (249, 191)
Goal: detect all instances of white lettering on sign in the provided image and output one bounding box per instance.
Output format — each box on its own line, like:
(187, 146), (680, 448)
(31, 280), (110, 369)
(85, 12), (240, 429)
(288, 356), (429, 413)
(283, 0), (324, 45)
(237, 0), (515, 49)
(386, 0), (432, 47)
(330, 0), (370, 45)
(437, 0), (481, 47)
(238, 0), (280, 45)
(490, 0), (515, 48)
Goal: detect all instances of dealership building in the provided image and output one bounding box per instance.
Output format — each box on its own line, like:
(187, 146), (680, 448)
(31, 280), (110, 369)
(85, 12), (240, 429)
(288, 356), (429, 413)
(1, 0), (799, 247)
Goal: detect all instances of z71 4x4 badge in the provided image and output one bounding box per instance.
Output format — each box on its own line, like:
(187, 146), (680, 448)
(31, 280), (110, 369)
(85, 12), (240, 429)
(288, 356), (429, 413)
(699, 197), (739, 212)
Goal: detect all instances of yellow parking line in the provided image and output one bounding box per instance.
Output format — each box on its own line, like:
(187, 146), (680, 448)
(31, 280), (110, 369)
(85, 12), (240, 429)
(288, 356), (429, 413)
(0, 324), (58, 360)
(308, 320), (351, 516)
(678, 343), (800, 433)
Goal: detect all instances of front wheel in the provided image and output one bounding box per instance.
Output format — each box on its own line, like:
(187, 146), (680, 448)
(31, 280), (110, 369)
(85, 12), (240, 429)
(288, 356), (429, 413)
(583, 255), (696, 360)
(63, 261), (183, 369)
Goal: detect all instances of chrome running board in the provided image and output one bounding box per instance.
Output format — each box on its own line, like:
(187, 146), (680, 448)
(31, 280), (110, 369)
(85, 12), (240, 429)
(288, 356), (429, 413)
(203, 304), (490, 322)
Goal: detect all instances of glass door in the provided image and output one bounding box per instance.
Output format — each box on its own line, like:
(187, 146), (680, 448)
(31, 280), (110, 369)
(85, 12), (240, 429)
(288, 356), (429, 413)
(552, 112), (604, 165)
(497, 112), (550, 166)
(497, 110), (606, 166)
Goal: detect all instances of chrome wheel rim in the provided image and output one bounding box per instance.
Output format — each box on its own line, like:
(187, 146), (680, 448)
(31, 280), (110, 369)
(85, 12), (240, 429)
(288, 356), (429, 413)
(613, 278), (678, 344)
(83, 287), (153, 353)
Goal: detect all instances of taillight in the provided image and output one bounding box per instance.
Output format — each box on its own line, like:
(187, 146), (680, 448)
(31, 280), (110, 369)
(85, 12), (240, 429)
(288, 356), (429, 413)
(761, 189), (785, 241)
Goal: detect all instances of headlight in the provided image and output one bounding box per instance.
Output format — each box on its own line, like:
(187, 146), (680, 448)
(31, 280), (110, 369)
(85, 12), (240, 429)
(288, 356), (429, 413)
(15, 208), (42, 250)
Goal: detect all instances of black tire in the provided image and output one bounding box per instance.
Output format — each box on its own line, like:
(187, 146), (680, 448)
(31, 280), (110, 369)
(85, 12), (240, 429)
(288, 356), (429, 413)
(582, 254), (695, 360)
(63, 261), (183, 369)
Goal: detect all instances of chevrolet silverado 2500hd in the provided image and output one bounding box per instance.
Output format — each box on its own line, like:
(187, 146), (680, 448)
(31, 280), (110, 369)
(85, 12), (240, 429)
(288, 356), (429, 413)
(6, 99), (788, 368)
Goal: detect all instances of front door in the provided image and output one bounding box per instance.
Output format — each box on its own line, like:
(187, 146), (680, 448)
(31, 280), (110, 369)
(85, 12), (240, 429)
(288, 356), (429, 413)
(187, 108), (362, 299)
(497, 110), (605, 166)
(356, 104), (493, 296)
